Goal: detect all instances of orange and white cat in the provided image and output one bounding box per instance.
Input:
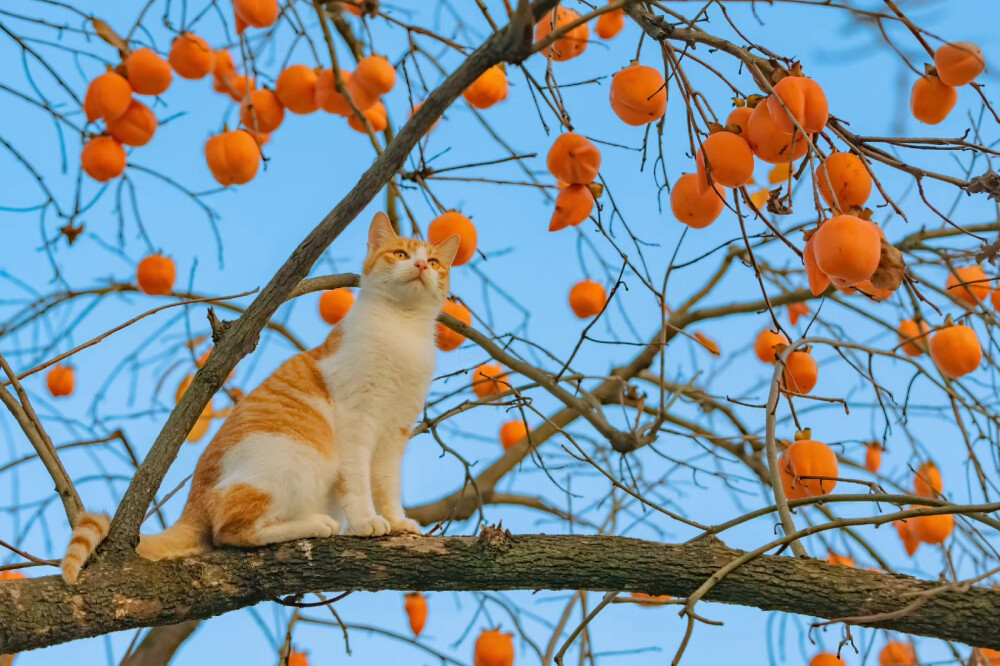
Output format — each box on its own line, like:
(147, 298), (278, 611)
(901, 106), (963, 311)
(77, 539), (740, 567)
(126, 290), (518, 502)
(62, 213), (460, 580)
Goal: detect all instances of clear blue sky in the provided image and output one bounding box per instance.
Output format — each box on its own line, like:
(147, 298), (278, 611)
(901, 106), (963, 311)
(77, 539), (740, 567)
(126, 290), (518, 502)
(1, 1), (998, 664)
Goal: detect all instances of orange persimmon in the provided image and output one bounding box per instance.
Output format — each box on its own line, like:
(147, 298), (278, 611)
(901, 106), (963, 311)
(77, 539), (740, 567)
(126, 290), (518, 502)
(934, 41), (985, 87)
(319, 289), (354, 325)
(609, 63), (666, 126)
(910, 74), (957, 125)
(767, 76), (829, 134)
(428, 211), (476, 266)
(670, 174), (725, 229)
(696, 131), (754, 191)
(815, 151), (871, 210)
(778, 436), (838, 499)
(547, 132), (601, 185)
(535, 6), (589, 62)
(898, 319), (930, 357)
(437, 300), (471, 351)
(137, 254), (176, 295)
(754, 329), (789, 364)
(929, 322), (981, 378)
(46, 365), (75, 397)
(569, 280), (606, 318)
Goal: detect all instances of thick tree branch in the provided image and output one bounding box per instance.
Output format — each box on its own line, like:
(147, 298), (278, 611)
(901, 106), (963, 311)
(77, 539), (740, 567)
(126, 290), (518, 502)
(2, 534), (999, 654)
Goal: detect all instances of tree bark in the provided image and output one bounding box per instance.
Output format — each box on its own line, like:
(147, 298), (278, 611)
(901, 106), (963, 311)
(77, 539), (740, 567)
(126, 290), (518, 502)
(1, 533), (998, 654)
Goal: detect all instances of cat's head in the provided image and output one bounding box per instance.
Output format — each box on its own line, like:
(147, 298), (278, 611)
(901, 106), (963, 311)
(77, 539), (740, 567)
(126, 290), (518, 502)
(360, 212), (461, 311)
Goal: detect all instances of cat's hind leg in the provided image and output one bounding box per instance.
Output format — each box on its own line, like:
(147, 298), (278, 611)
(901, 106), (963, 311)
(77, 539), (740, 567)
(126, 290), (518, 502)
(210, 434), (340, 547)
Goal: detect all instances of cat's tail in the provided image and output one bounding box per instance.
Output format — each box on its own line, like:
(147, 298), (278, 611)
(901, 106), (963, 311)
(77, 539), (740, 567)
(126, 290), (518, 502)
(136, 512), (211, 561)
(61, 511), (111, 584)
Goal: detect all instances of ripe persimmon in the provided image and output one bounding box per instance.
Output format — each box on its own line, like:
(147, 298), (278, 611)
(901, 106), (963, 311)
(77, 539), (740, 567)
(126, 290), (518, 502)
(929, 322), (981, 378)
(46, 365), (75, 398)
(353, 55), (396, 96)
(595, 5), (625, 40)
(84, 71), (132, 122)
(550, 184), (594, 231)
(745, 100), (809, 165)
(137, 254), (176, 295)
(499, 421), (528, 450)
(910, 510), (954, 545)
(276, 65), (320, 114)
(811, 653), (846, 666)
(169, 33), (215, 80)
(81, 136), (126, 182)
(319, 289), (355, 325)
(428, 211), (476, 266)
(865, 442), (882, 473)
(726, 106), (753, 135)
(816, 152), (871, 210)
(569, 280), (606, 318)
(811, 215), (882, 287)
(696, 131), (754, 191)
(914, 461), (943, 498)
(609, 63), (666, 126)
(898, 319), (930, 357)
(754, 328), (788, 364)
(910, 74), (957, 125)
(880, 641), (916, 666)
(234, 0), (279, 29)
(670, 173), (725, 229)
(781, 350), (818, 395)
(225, 74), (257, 102)
(404, 592), (427, 636)
(212, 50), (237, 93)
(464, 66), (508, 109)
(205, 130), (260, 186)
(767, 76), (829, 134)
(125, 48), (173, 96)
(437, 300), (471, 351)
(240, 89), (285, 133)
(894, 519), (920, 556)
(325, 71), (373, 113)
(779, 436), (838, 499)
(535, 6), (589, 62)
(472, 363), (508, 398)
(934, 41), (985, 87)
(945, 265), (989, 306)
(106, 99), (157, 146)
(547, 133), (601, 185)
(348, 101), (388, 133)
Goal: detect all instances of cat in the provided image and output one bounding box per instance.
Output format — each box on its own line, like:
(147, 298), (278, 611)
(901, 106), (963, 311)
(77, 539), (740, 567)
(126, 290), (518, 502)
(61, 212), (461, 582)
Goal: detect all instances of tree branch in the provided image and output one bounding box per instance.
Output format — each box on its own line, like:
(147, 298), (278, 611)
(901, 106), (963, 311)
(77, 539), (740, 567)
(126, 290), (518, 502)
(2, 534), (999, 653)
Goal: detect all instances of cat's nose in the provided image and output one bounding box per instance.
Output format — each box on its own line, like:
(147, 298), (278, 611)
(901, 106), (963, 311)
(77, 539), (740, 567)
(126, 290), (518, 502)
(414, 260), (429, 272)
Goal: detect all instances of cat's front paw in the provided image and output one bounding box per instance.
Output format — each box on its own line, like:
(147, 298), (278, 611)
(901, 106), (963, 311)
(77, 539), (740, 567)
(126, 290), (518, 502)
(389, 517), (422, 535)
(350, 515), (392, 537)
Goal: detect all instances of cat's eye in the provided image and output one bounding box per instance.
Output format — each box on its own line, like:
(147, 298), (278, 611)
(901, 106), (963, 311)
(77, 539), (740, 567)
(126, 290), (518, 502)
(427, 258), (440, 268)
(392, 250), (409, 259)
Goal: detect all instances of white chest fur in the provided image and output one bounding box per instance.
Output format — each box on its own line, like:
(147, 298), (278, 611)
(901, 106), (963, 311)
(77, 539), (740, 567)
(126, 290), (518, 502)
(318, 296), (438, 429)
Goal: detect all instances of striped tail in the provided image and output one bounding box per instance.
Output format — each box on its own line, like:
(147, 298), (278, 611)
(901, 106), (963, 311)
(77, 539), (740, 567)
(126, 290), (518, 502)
(61, 511), (111, 584)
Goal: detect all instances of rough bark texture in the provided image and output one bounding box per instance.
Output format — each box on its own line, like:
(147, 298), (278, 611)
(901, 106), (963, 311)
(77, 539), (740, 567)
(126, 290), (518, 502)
(1, 534), (998, 654)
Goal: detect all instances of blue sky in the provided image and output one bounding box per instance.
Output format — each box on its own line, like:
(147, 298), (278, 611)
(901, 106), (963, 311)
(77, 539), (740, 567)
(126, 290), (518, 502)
(1, 1), (998, 664)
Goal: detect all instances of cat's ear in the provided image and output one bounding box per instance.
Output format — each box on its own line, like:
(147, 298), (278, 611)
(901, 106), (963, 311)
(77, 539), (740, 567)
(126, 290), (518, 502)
(434, 234), (462, 267)
(367, 212), (396, 252)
